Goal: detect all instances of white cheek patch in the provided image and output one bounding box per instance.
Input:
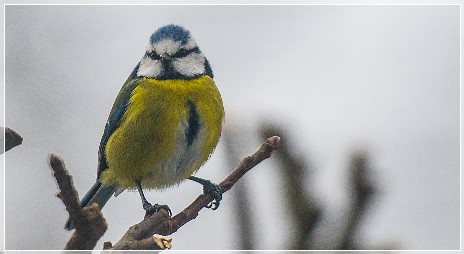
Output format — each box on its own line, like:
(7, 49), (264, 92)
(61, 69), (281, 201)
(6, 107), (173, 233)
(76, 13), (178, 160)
(137, 56), (162, 78)
(154, 39), (181, 55)
(172, 53), (206, 77)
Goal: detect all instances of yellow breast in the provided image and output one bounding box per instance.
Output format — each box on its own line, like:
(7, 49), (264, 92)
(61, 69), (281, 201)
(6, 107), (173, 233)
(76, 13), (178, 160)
(100, 76), (224, 189)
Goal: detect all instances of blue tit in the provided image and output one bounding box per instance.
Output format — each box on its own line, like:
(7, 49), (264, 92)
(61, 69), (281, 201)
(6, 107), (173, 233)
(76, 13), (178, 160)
(65, 24), (224, 230)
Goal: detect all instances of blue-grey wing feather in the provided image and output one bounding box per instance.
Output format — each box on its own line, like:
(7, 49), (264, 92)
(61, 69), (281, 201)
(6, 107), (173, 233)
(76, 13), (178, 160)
(97, 64), (141, 178)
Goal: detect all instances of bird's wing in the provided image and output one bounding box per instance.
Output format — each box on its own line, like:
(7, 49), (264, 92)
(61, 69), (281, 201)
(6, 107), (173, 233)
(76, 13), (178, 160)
(97, 69), (141, 179)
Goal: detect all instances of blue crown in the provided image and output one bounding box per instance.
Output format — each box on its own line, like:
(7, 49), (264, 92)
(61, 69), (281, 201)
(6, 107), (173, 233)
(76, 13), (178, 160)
(149, 24), (191, 44)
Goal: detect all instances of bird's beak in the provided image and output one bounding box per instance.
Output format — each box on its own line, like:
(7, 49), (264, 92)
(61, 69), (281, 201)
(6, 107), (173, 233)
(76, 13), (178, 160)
(160, 52), (172, 62)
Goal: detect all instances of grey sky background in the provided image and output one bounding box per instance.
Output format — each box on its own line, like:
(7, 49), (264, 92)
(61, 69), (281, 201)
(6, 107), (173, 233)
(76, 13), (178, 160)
(3, 4), (460, 250)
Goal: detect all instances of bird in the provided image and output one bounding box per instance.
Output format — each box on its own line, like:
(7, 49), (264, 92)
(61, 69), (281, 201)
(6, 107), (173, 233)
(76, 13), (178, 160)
(65, 24), (224, 230)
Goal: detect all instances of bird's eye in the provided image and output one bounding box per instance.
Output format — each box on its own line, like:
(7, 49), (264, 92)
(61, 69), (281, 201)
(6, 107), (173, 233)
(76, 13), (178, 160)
(146, 51), (161, 60)
(173, 48), (189, 58)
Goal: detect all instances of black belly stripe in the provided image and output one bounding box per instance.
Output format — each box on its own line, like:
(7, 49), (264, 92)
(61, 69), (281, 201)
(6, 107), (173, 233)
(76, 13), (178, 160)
(186, 101), (200, 146)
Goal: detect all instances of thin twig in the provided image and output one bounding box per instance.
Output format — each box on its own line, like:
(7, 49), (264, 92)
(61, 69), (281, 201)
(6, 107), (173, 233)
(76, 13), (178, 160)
(223, 129), (256, 249)
(163, 135), (280, 234)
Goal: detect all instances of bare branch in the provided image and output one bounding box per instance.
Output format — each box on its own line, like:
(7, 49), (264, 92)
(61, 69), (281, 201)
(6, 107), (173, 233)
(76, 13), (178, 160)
(161, 135), (281, 235)
(49, 154), (108, 250)
(2, 127), (23, 153)
(110, 136), (281, 250)
(51, 136), (279, 250)
(223, 129), (256, 249)
(110, 210), (170, 250)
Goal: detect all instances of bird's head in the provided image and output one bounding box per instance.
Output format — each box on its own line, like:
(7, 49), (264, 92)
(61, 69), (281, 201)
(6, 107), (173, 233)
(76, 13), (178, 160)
(136, 24), (213, 80)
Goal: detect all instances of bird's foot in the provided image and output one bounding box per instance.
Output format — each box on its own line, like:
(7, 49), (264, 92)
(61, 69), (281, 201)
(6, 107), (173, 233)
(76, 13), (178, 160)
(143, 202), (172, 217)
(203, 181), (222, 210)
(188, 176), (223, 210)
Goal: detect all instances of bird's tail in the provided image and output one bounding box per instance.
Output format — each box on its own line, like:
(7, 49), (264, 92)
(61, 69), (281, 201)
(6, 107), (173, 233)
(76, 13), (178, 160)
(64, 181), (116, 230)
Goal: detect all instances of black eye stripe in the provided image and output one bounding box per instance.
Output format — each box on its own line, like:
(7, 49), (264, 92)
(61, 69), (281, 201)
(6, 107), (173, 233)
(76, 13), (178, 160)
(145, 47), (200, 60)
(173, 47), (200, 58)
(174, 49), (189, 58)
(146, 51), (161, 60)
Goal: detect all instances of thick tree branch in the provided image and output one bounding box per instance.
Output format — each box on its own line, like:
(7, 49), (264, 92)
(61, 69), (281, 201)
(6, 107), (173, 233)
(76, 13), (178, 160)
(49, 154), (107, 250)
(109, 210), (172, 250)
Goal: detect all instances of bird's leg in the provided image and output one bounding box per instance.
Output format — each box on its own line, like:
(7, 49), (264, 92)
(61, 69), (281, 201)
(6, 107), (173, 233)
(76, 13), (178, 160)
(135, 180), (171, 217)
(188, 176), (223, 210)
(135, 180), (152, 210)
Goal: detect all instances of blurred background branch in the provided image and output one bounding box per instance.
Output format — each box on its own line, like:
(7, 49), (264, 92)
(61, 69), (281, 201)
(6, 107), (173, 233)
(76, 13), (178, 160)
(339, 151), (376, 250)
(260, 125), (322, 250)
(220, 122), (393, 250)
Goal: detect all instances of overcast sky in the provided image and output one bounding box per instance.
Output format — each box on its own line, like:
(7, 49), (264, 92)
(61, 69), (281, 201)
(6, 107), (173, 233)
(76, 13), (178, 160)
(3, 4), (460, 251)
